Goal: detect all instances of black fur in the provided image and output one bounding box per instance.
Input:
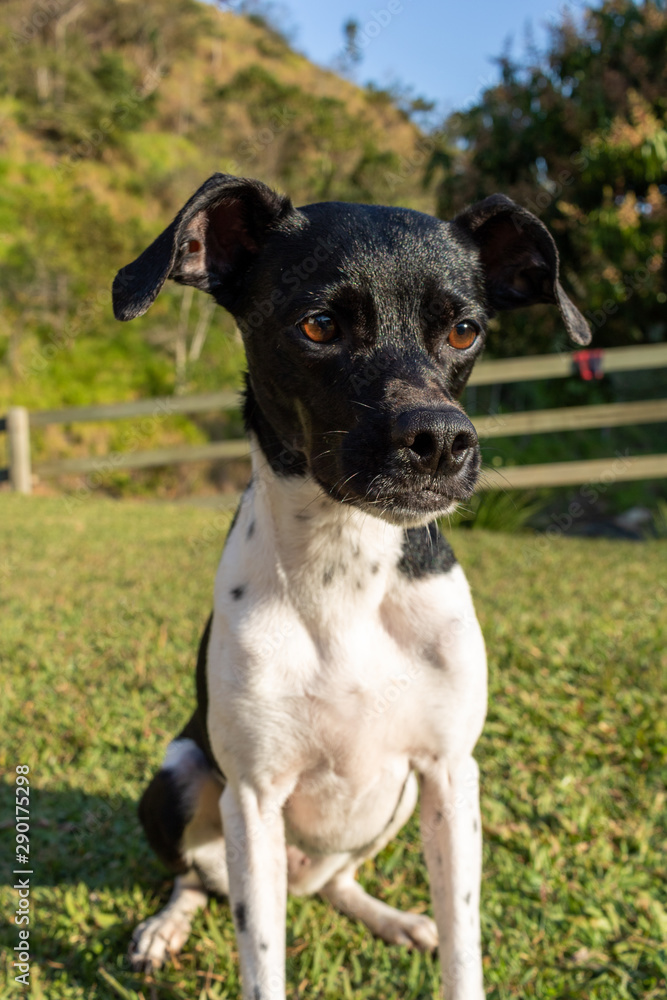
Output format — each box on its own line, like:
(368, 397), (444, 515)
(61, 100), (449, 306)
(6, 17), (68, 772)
(234, 902), (247, 932)
(137, 767), (192, 873)
(114, 174), (590, 517)
(179, 614), (224, 778)
(243, 378), (307, 478)
(397, 523), (457, 578)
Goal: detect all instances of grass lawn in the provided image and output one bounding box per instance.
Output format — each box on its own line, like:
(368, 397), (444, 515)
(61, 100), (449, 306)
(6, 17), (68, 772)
(0, 494), (665, 1000)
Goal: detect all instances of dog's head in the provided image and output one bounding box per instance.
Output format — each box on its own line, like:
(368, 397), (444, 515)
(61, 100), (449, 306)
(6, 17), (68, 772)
(113, 174), (590, 527)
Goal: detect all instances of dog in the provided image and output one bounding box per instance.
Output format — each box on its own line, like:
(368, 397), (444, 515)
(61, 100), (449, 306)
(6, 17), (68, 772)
(112, 174), (591, 1000)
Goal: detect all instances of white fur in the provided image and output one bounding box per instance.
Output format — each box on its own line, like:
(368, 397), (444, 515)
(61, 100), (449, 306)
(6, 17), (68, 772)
(203, 438), (488, 999)
(129, 870), (208, 972)
(132, 436), (487, 998)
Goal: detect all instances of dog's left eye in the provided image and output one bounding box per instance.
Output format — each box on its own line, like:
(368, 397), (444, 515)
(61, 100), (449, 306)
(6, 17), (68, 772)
(447, 322), (479, 350)
(299, 314), (338, 343)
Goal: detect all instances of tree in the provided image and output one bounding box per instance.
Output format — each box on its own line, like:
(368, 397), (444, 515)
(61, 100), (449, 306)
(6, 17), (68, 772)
(338, 18), (363, 76)
(428, 0), (667, 357)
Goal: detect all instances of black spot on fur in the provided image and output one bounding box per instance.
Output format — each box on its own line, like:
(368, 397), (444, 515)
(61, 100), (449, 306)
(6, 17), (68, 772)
(294, 512), (310, 521)
(397, 522), (457, 578)
(259, 940), (268, 952)
(464, 892), (471, 905)
(253, 987), (262, 1000)
(370, 562), (379, 574)
(421, 643), (443, 669)
(234, 902), (247, 932)
(473, 819), (478, 833)
(323, 565), (335, 585)
(247, 520), (255, 539)
(231, 585), (245, 600)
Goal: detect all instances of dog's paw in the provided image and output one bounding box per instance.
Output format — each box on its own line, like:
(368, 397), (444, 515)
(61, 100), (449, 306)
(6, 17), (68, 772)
(128, 912), (192, 972)
(381, 911), (439, 952)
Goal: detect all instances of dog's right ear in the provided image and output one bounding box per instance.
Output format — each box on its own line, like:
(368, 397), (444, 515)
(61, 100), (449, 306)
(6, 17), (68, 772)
(112, 174), (293, 321)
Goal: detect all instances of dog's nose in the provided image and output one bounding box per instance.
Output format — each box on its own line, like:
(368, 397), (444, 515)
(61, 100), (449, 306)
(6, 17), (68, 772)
(391, 408), (477, 476)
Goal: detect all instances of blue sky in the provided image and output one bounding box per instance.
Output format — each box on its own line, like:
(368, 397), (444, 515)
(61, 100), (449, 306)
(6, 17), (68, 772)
(269, 0), (595, 116)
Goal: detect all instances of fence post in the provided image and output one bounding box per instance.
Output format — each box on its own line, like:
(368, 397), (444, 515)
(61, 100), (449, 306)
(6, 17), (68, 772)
(7, 407), (32, 494)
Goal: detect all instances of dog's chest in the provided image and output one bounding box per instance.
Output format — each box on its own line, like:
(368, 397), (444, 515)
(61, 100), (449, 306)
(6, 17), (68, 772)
(211, 592), (421, 852)
(206, 479), (486, 854)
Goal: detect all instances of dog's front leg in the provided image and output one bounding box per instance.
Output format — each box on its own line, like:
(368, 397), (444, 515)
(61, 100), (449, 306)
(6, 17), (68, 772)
(220, 782), (288, 1000)
(421, 756), (485, 1000)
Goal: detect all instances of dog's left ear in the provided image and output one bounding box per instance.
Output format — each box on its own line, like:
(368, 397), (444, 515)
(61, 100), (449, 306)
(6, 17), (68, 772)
(113, 173), (293, 321)
(453, 194), (591, 345)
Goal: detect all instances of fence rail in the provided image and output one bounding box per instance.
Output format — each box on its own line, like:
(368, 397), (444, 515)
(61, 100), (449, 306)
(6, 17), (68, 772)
(34, 439), (250, 477)
(2, 343), (666, 495)
(469, 341), (667, 385)
(474, 398), (667, 437)
(480, 453), (667, 491)
(28, 390), (240, 427)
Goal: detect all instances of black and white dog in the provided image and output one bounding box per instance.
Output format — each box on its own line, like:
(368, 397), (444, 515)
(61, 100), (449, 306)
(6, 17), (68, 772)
(113, 174), (590, 1000)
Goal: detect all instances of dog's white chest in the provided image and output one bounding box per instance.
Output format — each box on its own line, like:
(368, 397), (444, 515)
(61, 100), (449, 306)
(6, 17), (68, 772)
(205, 474), (486, 858)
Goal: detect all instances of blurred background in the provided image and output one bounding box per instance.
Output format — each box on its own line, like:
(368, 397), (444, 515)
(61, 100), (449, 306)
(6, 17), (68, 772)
(1, 0), (666, 533)
(1, 8), (665, 999)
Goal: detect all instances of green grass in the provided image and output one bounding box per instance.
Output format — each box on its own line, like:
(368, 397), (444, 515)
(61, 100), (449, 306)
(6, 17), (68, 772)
(0, 495), (665, 999)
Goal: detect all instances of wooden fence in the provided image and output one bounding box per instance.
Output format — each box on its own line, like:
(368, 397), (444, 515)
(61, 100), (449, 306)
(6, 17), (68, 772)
(2, 342), (666, 495)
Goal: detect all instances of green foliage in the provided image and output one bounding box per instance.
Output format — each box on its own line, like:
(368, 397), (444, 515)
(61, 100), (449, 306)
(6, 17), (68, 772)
(216, 65), (404, 202)
(430, 0), (667, 358)
(446, 490), (545, 532)
(0, 497), (665, 998)
(652, 499), (667, 537)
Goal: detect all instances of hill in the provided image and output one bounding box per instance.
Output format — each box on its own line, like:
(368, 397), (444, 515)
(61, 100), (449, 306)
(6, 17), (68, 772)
(0, 0), (433, 424)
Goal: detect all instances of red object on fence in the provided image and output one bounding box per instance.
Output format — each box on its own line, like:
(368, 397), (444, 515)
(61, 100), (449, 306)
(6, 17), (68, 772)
(572, 349), (605, 380)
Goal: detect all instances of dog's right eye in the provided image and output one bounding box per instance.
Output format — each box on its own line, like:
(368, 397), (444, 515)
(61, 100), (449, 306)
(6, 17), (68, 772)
(299, 314), (338, 343)
(447, 322), (479, 350)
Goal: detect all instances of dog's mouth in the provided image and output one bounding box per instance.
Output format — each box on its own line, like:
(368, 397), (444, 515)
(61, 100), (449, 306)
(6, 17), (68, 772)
(314, 473), (473, 527)
(304, 415), (480, 526)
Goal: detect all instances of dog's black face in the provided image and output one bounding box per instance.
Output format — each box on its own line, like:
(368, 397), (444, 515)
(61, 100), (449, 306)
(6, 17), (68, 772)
(113, 174), (591, 526)
(235, 204), (486, 524)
